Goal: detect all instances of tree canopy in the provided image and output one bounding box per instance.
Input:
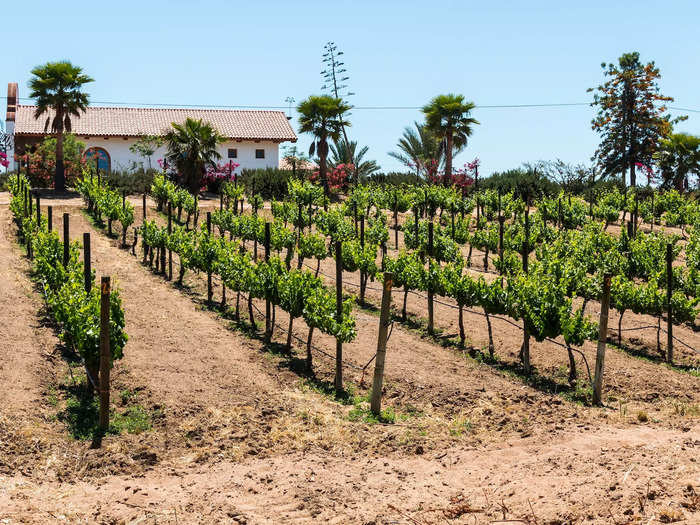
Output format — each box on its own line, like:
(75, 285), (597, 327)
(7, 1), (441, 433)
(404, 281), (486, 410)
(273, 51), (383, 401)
(28, 61), (93, 191)
(589, 51), (682, 187)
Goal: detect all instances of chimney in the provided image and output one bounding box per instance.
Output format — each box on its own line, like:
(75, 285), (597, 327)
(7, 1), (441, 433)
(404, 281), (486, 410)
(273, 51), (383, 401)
(5, 82), (17, 171)
(6, 82), (17, 122)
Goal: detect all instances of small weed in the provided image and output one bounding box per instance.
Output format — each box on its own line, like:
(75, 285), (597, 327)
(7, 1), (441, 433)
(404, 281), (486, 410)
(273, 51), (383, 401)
(46, 386), (59, 407)
(637, 410), (649, 423)
(348, 404), (396, 424)
(449, 415), (473, 436)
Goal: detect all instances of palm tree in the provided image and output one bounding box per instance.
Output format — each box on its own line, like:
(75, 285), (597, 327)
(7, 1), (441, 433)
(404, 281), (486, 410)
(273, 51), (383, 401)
(422, 94), (479, 185)
(28, 61), (93, 191)
(388, 121), (445, 178)
(297, 95), (351, 195)
(164, 118), (224, 194)
(330, 139), (380, 180)
(654, 132), (700, 190)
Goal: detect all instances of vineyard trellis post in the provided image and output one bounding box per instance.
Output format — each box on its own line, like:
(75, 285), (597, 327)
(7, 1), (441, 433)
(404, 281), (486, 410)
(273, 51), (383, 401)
(62, 213), (70, 267)
(650, 193), (655, 231)
(142, 193), (147, 222)
(593, 274), (612, 406)
(413, 206), (419, 246)
(427, 221), (434, 336)
(206, 212), (212, 303)
(99, 276), (111, 435)
(47, 206), (52, 232)
(370, 271), (393, 416)
(360, 215), (366, 304)
(520, 199), (531, 374)
(334, 241), (343, 392)
(167, 202), (173, 281)
(83, 233), (91, 293)
(36, 195), (41, 225)
(264, 222), (271, 343)
(666, 243), (673, 364)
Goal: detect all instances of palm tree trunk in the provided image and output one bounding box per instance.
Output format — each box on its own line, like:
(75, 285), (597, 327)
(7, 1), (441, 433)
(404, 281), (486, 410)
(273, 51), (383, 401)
(444, 130), (453, 186)
(319, 139), (330, 196)
(55, 131), (66, 192)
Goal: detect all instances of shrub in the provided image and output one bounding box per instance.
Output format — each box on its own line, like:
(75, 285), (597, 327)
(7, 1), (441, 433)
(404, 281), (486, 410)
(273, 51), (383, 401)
(105, 168), (157, 195)
(239, 168), (294, 200)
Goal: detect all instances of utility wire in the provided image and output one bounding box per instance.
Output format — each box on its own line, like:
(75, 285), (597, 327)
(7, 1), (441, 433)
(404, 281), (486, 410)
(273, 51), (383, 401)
(2, 96), (698, 113)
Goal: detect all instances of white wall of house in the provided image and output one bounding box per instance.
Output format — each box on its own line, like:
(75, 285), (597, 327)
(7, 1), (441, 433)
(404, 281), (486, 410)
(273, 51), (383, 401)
(5, 120), (15, 172)
(77, 137), (281, 173)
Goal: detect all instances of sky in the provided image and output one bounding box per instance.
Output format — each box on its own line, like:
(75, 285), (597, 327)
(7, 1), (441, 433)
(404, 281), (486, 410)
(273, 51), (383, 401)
(3, 0), (699, 176)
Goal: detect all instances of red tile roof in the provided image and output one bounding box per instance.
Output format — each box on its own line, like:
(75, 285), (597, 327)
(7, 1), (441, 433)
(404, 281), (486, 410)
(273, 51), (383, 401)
(13, 105), (297, 142)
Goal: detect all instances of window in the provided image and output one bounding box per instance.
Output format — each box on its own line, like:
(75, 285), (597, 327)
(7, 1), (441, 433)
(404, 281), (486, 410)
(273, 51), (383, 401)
(84, 147), (111, 173)
(227, 148), (237, 159)
(255, 149), (265, 159)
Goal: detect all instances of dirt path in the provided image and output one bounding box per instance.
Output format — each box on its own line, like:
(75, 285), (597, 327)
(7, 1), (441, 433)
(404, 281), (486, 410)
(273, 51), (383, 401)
(0, 207), (54, 416)
(2, 423), (698, 524)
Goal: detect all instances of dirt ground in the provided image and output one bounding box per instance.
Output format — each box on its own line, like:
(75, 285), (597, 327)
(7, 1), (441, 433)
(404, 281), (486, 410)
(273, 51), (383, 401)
(0, 193), (699, 524)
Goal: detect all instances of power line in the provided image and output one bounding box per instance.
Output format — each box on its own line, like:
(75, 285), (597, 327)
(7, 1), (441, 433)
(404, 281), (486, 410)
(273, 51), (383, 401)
(1, 96), (698, 113)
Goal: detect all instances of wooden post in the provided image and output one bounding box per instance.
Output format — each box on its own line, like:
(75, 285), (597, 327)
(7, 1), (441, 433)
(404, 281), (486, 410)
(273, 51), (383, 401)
(650, 192), (655, 231)
(206, 212), (212, 303)
(413, 206), (419, 246)
(167, 202), (173, 281)
(62, 213), (70, 267)
(334, 241), (343, 392)
(370, 272), (393, 416)
(427, 222), (434, 335)
(47, 206), (53, 232)
(359, 215), (366, 303)
(593, 274), (612, 406)
(99, 276), (111, 434)
(521, 202), (530, 374)
(264, 222), (271, 342)
(633, 193), (639, 236)
(28, 189), (33, 217)
(36, 195), (41, 225)
(83, 233), (91, 293)
(220, 191), (223, 212)
(142, 193), (147, 222)
(498, 215), (505, 268)
(393, 205), (399, 250)
(666, 243), (673, 364)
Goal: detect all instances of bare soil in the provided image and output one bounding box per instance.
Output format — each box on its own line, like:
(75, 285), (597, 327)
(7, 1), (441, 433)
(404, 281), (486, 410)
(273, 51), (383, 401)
(0, 193), (698, 524)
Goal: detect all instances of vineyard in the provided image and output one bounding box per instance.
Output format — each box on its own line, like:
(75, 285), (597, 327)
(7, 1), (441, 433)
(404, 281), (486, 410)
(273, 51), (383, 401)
(1, 172), (699, 524)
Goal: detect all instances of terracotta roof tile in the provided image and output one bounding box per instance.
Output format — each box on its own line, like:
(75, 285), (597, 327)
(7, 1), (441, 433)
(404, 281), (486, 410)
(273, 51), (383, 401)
(14, 105), (297, 142)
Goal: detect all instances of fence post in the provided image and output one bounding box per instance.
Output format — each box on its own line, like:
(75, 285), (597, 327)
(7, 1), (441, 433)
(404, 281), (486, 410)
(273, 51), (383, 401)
(36, 195), (41, 225)
(99, 276), (111, 435)
(63, 213), (70, 267)
(334, 241), (343, 392)
(264, 222), (271, 342)
(666, 243), (673, 364)
(370, 272), (393, 415)
(593, 273), (612, 405)
(142, 193), (147, 222)
(167, 202), (173, 281)
(47, 206), (53, 232)
(427, 222), (434, 336)
(83, 233), (91, 293)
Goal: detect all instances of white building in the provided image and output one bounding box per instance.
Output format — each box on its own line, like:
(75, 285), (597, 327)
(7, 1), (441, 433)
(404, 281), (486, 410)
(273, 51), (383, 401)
(5, 82), (297, 173)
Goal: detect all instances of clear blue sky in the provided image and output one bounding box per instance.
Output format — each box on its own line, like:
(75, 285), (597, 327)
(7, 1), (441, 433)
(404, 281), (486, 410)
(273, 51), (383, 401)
(4, 0), (699, 175)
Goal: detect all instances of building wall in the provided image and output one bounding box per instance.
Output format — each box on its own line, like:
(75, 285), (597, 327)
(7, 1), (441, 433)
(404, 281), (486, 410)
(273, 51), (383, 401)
(78, 137), (281, 172)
